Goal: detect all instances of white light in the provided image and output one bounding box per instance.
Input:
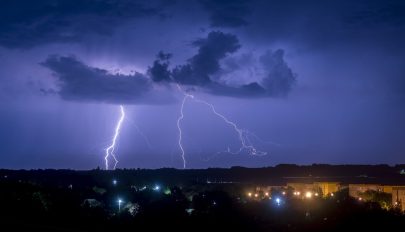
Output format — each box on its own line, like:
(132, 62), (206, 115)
(315, 193), (319, 196)
(330, 193), (334, 197)
(282, 191), (286, 195)
(275, 198), (281, 205)
(254, 193), (258, 198)
(248, 192), (252, 197)
(117, 198), (123, 211)
(265, 192), (269, 196)
(154, 185), (160, 191)
(113, 180), (117, 185)
(305, 192), (312, 198)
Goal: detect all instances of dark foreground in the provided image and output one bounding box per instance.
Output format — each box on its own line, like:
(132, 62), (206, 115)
(0, 165), (404, 231)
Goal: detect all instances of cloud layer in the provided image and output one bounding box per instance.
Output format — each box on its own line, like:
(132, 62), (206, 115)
(41, 31), (297, 104)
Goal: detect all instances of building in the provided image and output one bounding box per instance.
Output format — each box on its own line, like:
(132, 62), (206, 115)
(383, 185), (393, 194)
(285, 182), (340, 197)
(287, 183), (314, 193)
(392, 186), (405, 211)
(252, 185), (286, 197)
(348, 184), (384, 198)
(247, 185), (287, 199)
(313, 182), (340, 196)
(254, 185), (283, 193)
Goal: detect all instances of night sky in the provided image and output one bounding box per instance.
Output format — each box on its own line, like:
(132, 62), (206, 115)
(1, 0), (404, 169)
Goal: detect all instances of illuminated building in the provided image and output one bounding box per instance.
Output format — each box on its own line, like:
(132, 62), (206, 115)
(287, 183), (314, 197)
(313, 182), (340, 196)
(348, 184), (384, 198)
(392, 186), (405, 211)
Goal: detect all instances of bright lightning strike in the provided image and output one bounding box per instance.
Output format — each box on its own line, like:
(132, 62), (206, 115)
(176, 84), (267, 168)
(105, 105), (125, 170)
(177, 86), (194, 169)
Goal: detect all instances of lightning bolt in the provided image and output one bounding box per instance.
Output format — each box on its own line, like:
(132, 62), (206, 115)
(176, 84), (267, 168)
(177, 89), (194, 169)
(193, 99), (267, 156)
(105, 105), (125, 170)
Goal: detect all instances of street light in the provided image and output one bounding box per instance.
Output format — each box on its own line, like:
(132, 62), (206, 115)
(118, 198), (123, 211)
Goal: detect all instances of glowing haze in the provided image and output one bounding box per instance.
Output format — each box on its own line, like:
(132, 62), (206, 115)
(1, 0), (405, 169)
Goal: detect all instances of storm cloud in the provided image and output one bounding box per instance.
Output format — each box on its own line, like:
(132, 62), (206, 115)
(172, 31), (241, 85)
(260, 50), (296, 97)
(41, 31), (296, 104)
(42, 55), (171, 105)
(148, 31), (296, 98)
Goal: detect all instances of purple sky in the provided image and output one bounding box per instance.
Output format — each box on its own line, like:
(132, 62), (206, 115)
(0, 0), (404, 169)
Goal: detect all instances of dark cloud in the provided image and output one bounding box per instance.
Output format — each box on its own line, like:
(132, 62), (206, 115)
(260, 50), (296, 97)
(41, 55), (168, 105)
(172, 31), (240, 85)
(199, 0), (251, 27)
(148, 31), (297, 98)
(148, 51), (172, 83)
(0, 0), (164, 48)
(40, 29), (297, 104)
